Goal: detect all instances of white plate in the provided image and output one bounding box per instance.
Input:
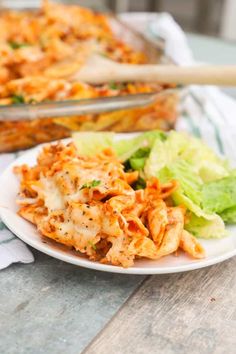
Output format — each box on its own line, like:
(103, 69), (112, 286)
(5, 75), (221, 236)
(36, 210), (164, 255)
(0, 138), (236, 275)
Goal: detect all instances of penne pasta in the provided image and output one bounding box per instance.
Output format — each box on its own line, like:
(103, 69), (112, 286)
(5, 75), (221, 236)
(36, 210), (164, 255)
(15, 141), (205, 267)
(180, 230), (205, 259)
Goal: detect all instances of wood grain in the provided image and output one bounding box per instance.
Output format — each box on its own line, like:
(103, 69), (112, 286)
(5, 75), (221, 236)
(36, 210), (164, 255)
(84, 257), (236, 354)
(77, 57), (236, 86)
(0, 251), (144, 354)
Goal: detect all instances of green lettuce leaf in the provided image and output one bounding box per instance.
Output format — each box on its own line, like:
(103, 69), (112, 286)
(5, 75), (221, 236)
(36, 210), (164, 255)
(124, 147), (150, 171)
(172, 189), (226, 239)
(220, 206), (236, 223)
(72, 132), (114, 156)
(171, 132), (229, 182)
(144, 130), (230, 238)
(73, 130), (166, 161)
(185, 213), (227, 239)
(113, 130), (166, 161)
(158, 160), (203, 206)
(202, 175), (236, 214)
(145, 130), (229, 181)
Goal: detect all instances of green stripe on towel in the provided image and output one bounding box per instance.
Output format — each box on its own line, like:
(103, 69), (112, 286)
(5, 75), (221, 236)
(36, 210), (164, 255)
(182, 111), (201, 138)
(0, 236), (16, 245)
(189, 91), (224, 155)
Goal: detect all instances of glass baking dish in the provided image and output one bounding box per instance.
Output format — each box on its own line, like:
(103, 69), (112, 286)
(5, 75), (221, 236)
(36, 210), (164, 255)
(0, 1), (179, 152)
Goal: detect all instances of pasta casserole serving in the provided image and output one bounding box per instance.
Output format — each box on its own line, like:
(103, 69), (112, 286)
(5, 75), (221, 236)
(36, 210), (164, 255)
(15, 140), (205, 267)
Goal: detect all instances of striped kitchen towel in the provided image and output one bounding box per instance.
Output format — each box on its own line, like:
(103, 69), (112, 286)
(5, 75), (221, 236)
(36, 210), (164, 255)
(0, 153), (34, 269)
(0, 12), (236, 269)
(120, 12), (236, 162)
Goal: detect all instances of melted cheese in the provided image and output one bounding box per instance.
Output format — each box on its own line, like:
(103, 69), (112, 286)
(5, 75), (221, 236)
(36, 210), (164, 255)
(41, 177), (65, 211)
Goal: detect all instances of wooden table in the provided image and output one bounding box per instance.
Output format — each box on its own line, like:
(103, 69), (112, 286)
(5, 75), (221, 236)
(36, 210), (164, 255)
(1, 34), (236, 354)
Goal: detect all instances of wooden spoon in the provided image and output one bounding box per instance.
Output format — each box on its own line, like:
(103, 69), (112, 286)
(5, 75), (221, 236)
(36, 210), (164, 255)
(69, 54), (236, 86)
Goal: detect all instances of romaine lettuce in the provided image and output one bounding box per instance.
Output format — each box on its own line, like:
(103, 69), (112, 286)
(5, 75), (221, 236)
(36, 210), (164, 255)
(113, 130), (166, 161)
(72, 132), (114, 156)
(157, 160), (203, 206)
(220, 206), (236, 223)
(73, 130), (166, 161)
(144, 130), (232, 238)
(125, 147), (150, 171)
(145, 130), (229, 181)
(202, 175), (236, 213)
(185, 213), (227, 239)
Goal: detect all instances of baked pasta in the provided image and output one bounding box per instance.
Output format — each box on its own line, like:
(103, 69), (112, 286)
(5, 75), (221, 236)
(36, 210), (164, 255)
(15, 142), (205, 267)
(0, 0), (178, 152)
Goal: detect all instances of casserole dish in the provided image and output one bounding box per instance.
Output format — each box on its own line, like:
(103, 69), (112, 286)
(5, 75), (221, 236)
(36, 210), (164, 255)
(0, 0), (178, 152)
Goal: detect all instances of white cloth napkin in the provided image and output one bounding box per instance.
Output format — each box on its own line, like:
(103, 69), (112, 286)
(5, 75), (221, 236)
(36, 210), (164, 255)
(1, 12), (236, 269)
(0, 154), (34, 269)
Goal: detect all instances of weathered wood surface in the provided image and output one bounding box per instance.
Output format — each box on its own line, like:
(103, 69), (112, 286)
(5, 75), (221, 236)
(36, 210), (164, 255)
(0, 251), (144, 354)
(84, 257), (236, 354)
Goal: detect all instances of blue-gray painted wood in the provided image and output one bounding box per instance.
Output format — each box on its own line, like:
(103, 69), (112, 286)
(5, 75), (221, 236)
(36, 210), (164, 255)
(0, 250), (144, 354)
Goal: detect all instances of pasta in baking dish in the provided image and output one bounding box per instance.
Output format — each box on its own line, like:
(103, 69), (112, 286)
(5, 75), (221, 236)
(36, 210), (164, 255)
(0, 0), (177, 152)
(14, 142), (205, 267)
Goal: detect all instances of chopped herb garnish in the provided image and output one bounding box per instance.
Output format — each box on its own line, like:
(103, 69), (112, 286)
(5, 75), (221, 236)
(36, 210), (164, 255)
(91, 180), (101, 187)
(108, 82), (125, 90)
(11, 94), (25, 104)
(88, 241), (97, 250)
(109, 82), (118, 90)
(80, 180), (101, 190)
(28, 98), (37, 104)
(8, 41), (30, 50)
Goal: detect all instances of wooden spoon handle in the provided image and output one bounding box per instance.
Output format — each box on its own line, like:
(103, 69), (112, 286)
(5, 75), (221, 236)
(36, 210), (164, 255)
(123, 65), (236, 86)
(78, 61), (236, 86)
